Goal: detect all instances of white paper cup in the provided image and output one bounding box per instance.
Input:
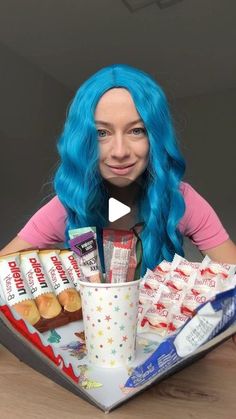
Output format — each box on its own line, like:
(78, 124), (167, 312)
(78, 279), (141, 368)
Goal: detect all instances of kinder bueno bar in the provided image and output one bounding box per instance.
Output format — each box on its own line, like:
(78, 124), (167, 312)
(39, 250), (82, 322)
(0, 253), (41, 327)
(20, 250), (68, 331)
(59, 250), (85, 290)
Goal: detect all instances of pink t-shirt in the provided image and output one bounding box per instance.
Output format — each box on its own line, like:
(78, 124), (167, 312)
(17, 182), (229, 251)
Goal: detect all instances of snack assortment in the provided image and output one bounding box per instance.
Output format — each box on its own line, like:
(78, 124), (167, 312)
(68, 227), (142, 284)
(138, 254), (236, 338)
(0, 227), (143, 333)
(1, 224), (234, 346)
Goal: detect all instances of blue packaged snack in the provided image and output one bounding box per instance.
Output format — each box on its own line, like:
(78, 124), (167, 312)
(125, 286), (236, 388)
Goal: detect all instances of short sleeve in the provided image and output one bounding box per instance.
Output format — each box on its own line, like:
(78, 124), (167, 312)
(17, 196), (67, 247)
(178, 182), (229, 250)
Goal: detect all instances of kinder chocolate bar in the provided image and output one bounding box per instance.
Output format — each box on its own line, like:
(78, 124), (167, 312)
(103, 229), (133, 283)
(59, 250), (85, 290)
(39, 250), (82, 322)
(20, 250), (68, 331)
(0, 253), (41, 327)
(69, 231), (102, 283)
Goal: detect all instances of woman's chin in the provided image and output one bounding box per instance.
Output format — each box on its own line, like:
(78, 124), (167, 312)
(103, 176), (135, 188)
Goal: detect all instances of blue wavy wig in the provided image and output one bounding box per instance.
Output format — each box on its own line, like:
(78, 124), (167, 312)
(54, 64), (186, 275)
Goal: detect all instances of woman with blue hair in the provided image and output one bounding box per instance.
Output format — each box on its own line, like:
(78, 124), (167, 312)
(1, 64), (236, 273)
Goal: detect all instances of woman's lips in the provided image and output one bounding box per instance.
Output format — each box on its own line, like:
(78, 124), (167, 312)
(107, 163), (136, 176)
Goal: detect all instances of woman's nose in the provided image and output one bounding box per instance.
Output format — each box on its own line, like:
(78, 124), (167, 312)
(110, 134), (131, 159)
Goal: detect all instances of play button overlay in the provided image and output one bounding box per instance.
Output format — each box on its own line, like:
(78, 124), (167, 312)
(108, 198), (131, 222)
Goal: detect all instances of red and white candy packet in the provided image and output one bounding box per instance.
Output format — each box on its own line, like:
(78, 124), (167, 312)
(138, 255), (236, 338)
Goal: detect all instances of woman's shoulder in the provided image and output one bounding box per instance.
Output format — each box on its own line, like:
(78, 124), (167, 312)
(37, 194), (67, 217)
(179, 181), (195, 197)
(179, 181), (210, 218)
(17, 194), (67, 246)
(178, 181), (229, 250)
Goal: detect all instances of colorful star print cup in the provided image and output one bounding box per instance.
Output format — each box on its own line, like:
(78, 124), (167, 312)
(78, 279), (141, 368)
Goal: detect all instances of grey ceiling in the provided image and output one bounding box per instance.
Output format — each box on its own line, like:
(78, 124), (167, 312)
(0, 0), (235, 98)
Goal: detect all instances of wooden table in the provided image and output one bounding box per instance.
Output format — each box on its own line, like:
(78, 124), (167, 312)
(0, 340), (236, 418)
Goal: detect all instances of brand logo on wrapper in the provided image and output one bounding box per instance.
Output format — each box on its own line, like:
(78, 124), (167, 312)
(50, 256), (70, 284)
(29, 257), (48, 289)
(8, 261), (26, 296)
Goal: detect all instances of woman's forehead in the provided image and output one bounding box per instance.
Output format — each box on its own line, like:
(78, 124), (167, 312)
(95, 88), (140, 120)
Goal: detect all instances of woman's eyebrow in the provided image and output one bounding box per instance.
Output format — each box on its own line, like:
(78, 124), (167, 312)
(95, 119), (144, 128)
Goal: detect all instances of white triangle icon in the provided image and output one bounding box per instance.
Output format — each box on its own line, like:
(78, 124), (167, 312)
(108, 198), (131, 222)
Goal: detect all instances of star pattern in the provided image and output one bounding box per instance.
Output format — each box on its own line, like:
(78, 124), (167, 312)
(83, 282), (140, 367)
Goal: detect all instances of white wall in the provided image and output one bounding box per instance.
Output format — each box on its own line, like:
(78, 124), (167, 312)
(0, 43), (72, 246)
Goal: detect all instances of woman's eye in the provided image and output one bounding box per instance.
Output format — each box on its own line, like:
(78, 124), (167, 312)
(97, 129), (107, 138)
(131, 127), (146, 136)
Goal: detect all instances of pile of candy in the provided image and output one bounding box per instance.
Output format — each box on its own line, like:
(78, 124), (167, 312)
(138, 254), (236, 338)
(0, 226), (142, 332)
(68, 226), (142, 283)
(0, 249), (83, 332)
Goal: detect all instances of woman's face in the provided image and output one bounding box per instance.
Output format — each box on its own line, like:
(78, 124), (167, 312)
(95, 88), (149, 186)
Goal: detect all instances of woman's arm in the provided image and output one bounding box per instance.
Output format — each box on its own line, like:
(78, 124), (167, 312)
(201, 238), (236, 264)
(0, 236), (35, 257)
